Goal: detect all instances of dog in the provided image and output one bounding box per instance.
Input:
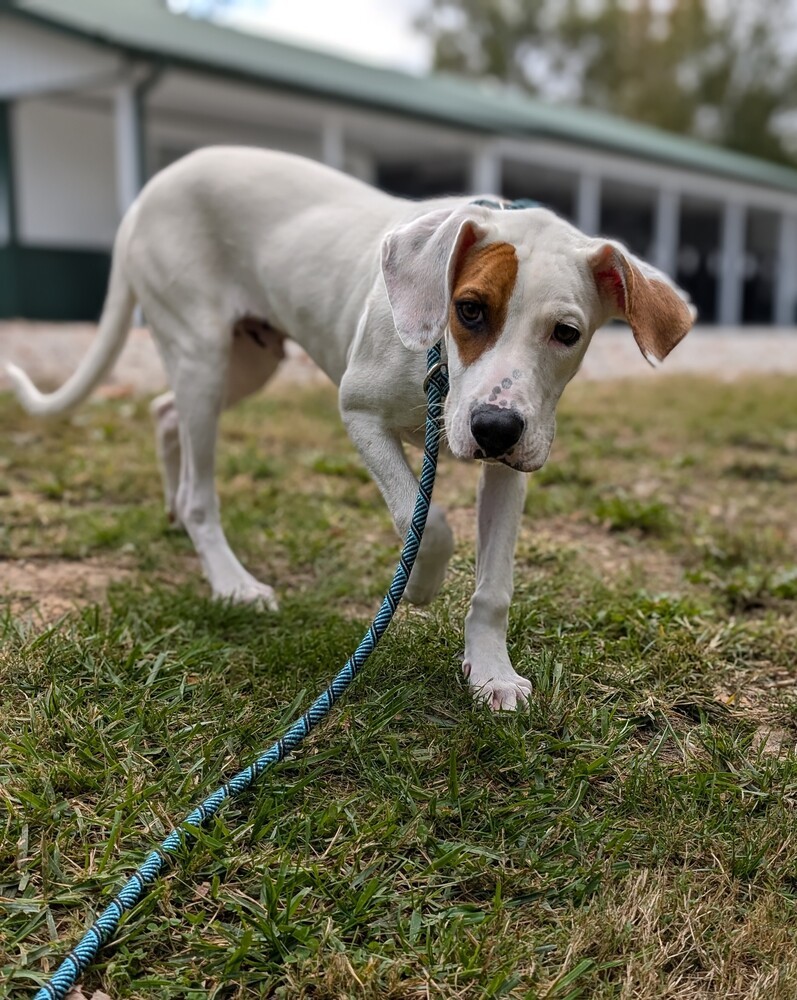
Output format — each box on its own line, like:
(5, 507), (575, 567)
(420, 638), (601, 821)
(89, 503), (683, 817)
(6, 147), (695, 711)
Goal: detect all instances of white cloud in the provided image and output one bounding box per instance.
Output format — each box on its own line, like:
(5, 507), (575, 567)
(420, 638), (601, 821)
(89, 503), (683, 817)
(212, 0), (432, 73)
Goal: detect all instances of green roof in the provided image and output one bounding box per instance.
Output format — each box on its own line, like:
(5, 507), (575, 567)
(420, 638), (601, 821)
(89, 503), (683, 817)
(8, 0), (797, 195)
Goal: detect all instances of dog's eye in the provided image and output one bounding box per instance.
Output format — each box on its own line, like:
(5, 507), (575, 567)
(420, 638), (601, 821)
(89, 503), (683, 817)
(456, 300), (487, 329)
(552, 323), (581, 346)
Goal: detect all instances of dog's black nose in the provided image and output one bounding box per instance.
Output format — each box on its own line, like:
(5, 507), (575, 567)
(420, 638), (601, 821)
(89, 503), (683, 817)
(470, 404), (525, 458)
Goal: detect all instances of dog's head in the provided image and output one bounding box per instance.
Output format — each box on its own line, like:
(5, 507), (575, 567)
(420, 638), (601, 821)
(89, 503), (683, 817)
(381, 204), (695, 472)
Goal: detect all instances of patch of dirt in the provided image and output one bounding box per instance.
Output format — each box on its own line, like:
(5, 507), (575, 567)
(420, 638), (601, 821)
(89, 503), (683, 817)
(0, 321), (329, 396)
(445, 505), (476, 545)
(715, 670), (797, 757)
(338, 599), (385, 621)
(750, 726), (797, 756)
(65, 989), (111, 1000)
(444, 507), (688, 597)
(533, 516), (686, 587)
(0, 557), (134, 622)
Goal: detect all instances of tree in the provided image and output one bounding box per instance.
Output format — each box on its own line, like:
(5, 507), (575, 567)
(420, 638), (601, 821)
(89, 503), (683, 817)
(416, 0), (797, 165)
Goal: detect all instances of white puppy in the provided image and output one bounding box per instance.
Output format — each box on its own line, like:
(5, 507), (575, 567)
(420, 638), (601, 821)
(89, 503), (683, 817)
(6, 148), (694, 710)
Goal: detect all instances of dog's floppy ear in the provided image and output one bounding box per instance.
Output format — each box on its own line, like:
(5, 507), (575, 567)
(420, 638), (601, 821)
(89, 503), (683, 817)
(589, 242), (696, 364)
(381, 207), (488, 351)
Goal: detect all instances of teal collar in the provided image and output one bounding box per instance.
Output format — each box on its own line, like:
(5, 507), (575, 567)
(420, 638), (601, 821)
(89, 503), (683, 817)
(470, 197), (541, 210)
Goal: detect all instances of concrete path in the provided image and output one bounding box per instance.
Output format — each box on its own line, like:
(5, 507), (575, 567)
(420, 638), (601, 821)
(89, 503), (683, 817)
(1, 321), (796, 397)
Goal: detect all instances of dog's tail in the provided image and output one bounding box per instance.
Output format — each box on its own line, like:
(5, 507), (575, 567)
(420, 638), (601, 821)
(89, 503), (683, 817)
(5, 208), (138, 417)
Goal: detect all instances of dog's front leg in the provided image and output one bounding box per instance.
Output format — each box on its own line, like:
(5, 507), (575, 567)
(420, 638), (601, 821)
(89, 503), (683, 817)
(464, 463), (532, 711)
(343, 410), (454, 605)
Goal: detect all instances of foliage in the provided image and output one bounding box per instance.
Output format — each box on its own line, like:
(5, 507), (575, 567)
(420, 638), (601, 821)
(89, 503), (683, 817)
(417, 0), (797, 165)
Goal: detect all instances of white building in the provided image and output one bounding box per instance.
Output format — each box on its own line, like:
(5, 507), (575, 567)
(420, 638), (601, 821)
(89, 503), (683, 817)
(1, 0), (797, 325)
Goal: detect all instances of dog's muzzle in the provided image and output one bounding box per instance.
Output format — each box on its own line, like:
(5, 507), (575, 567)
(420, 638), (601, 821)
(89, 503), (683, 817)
(470, 404), (525, 458)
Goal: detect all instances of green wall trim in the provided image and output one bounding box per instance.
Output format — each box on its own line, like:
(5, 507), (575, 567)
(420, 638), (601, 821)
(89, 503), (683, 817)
(0, 246), (16, 314)
(0, 245), (110, 320)
(0, 97), (112, 321)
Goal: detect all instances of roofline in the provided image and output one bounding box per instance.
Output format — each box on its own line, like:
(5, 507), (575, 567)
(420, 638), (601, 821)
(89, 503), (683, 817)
(6, 7), (436, 126)
(7, 2), (797, 196)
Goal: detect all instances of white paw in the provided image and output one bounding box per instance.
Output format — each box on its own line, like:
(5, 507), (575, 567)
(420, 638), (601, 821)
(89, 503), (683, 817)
(213, 579), (279, 611)
(404, 560), (448, 605)
(403, 508), (454, 606)
(463, 660), (532, 712)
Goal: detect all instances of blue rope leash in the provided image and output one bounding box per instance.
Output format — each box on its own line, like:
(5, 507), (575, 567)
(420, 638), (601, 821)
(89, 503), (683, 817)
(33, 343), (449, 1000)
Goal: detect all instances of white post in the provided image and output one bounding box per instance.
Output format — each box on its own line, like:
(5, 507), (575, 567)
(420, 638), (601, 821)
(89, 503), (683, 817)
(470, 144), (501, 196)
(114, 81), (143, 216)
(775, 213), (797, 326)
(652, 188), (680, 276)
(321, 118), (345, 172)
(0, 100), (13, 245)
(576, 172), (601, 235)
(718, 202), (746, 326)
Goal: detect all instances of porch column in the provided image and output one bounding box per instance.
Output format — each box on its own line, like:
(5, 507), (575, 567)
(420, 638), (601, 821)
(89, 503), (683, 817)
(114, 80), (144, 216)
(718, 201), (746, 326)
(775, 213), (797, 326)
(321, 117), (345, 172)
(0, 100), (15, 244)
(0, 99), (18, 318)
(652, 188), (680, 276)
(576, 172), (601, 235)
(470, 144), (501, 196)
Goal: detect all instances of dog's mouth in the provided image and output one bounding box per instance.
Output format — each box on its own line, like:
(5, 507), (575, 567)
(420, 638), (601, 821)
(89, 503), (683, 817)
(473, 452), (545, 473)
(444, 404), (552, 473)
(446, 431), (545, 473)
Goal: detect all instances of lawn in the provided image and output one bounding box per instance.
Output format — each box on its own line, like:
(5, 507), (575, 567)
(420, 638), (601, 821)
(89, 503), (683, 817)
(1, 373), (797, 999)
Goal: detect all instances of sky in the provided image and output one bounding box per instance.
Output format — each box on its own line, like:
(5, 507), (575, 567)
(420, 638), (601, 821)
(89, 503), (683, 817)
(168, 0), (432, 73)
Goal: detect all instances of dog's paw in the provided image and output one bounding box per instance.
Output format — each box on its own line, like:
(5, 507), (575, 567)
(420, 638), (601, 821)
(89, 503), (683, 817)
(463, 659), (532, 712)
(403, 507), (454, 605)
(404, 565), (446, 606)
(213, 580), (279, 612)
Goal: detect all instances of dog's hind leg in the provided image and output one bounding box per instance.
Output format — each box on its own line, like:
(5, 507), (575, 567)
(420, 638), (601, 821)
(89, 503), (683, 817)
(150, 318), (285, 527)
(160, 316), (281, 609)
(150, 391), (182, 524)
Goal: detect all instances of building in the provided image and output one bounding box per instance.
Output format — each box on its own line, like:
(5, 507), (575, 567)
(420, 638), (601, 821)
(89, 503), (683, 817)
(1, 0), (796, 326)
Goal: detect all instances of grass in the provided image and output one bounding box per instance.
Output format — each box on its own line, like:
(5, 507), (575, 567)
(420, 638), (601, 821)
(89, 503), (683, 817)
(1, 373), (797, 999)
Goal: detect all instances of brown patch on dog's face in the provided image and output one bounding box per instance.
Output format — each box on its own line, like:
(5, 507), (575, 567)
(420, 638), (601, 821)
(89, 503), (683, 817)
(449, 242), (518, 366)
